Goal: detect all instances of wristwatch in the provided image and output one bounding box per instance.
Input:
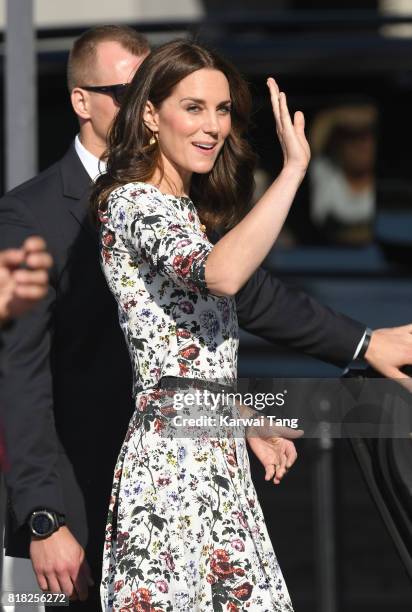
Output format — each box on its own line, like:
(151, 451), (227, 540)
(28, 509), (66, 538)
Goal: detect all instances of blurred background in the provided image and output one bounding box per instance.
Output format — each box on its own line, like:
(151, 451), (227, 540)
(1, 1), (412, 610)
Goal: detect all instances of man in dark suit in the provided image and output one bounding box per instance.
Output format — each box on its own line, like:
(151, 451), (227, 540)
(1, 24), (412, 608)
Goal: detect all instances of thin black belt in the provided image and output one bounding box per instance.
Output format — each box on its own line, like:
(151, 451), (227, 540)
(158, 375), (236, 394)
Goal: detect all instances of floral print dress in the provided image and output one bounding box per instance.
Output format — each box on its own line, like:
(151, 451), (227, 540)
(99, 182), (293, 612)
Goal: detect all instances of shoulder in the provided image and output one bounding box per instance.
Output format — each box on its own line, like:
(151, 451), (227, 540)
(107, 182), (169, 219)
(109, 182), (164, 204)
(0, 148), (76, 218)
(0, 161), (64, 230)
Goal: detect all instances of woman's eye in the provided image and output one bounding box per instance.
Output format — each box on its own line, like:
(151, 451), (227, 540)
(219, 106), (232, 114)
(187, 105), (200, 112)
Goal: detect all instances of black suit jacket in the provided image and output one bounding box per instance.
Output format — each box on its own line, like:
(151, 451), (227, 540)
(0, 145), (364, 579)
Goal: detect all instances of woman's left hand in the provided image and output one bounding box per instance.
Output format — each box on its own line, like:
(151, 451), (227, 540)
(247, 435), (298, 485)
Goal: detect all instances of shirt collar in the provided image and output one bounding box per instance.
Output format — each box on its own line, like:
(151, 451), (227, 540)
(74, 134), (106, 182)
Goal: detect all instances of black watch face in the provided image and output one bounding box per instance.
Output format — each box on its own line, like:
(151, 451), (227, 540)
(32, 513), (54, 536)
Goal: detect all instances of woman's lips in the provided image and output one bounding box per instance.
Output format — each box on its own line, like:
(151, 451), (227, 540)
(192, 142), (218, 155)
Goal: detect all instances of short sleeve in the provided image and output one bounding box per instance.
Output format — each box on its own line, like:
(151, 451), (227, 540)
(108, 184), (213, 295)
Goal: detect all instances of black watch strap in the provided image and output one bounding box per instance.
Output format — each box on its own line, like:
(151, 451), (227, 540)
(357, 327), (373, 360)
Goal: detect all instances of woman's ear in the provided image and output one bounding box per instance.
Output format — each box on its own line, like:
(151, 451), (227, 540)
(143, 100), (159, 133)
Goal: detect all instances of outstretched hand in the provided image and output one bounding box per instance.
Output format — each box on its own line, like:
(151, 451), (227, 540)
(267, 77), (311, 174)
(365, 325), (412, 381)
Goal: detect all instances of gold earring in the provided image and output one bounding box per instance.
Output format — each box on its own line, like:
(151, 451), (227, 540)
(149, 132), (158, 146)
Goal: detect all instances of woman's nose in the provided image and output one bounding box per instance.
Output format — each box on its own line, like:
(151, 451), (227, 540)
(202, 112), (219, 135)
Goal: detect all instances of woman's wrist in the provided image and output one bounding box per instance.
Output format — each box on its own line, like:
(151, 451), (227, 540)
(280, 163), (307, 183)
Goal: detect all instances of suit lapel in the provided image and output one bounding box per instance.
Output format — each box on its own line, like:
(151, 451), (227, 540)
(59, 145), (96, 238)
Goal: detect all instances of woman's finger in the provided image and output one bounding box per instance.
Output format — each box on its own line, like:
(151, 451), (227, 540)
(279, 91), (294, 132)
(275, 452), (288, 481)
(267, 77), (282, 132)
(285, 444), (298, 469)
(264, 462), (276, 482)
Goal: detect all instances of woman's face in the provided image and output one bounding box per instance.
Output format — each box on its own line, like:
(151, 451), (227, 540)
(147, 68), (232, 191)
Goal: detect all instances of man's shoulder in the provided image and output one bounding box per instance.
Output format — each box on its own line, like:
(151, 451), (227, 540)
(3, 147), (76, 206)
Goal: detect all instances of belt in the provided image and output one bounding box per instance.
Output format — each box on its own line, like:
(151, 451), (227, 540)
(158, 375), (236, 395)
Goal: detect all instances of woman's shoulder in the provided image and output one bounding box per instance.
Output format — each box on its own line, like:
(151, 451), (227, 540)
(108, 181), (165, 204)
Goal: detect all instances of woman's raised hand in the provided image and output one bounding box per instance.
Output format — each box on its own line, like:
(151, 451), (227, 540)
(267, 77), (311, 174)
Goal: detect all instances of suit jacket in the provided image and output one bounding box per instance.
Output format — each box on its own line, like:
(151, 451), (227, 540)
(0, 144), (364, 578)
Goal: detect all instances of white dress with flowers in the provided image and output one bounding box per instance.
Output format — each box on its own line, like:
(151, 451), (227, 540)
(99, 182), (293, 612)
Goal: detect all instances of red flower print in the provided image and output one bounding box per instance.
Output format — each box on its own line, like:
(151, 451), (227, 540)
(117, 531), (130, 549)
(138, 396), (148, 412)
(137, 588), (152, 602)
(160, 405), (177, 417)
(188, 212), (195, 222)
(114, 579), (124, 592)
(157, 476), (171, 487)
(210, 549), (237, 580)
(155, 580), (168, 593)
(206, 574), (217, 584)
(213, 549), (230, 561)
(232, 582), (253, 601)
(179, 362), (189, 376)
(226, 453), (237, 467)
(102, 231), (116, 247)
(227, 603), (239, 612)
(179, 344), (200, 361)
(154, 418), (164, 433)
(159, 550), (175, 571)
(173, 252), (199, 278)
(176, 328), (191, 339)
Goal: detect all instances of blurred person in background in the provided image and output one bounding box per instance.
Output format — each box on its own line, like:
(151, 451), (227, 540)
(0, 237), (52, 327)
(309, 104), (378, 245)
(1, 22), (412, 610)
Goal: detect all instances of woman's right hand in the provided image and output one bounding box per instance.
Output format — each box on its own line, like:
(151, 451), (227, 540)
(267, 77), (311, 175)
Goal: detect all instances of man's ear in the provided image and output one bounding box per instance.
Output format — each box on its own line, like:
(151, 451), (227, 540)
(143, 100), (159, 133)
(71, 88), (91, 120)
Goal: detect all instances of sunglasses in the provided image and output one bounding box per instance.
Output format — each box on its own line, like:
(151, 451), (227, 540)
(80, 83), (129, 105)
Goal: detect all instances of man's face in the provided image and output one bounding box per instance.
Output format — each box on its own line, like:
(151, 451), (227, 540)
(77, 40), (148, 150)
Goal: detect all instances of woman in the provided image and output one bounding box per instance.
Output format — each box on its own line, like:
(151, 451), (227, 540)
(92, 40), (309, 612)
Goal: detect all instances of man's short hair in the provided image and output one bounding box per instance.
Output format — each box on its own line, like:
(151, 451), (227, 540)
(67, 25), (150, 91)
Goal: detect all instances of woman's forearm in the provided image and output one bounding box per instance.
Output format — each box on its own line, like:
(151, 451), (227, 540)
(205, 164), (305, 296)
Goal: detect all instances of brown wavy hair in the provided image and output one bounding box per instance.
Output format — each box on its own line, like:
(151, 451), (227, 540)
(90, 39), (256, 231)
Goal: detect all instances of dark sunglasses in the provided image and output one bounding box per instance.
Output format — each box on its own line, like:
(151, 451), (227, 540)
(80, 83), (129, 105)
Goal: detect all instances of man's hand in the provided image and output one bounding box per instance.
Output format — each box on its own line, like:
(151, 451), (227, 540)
(30, 526), (94, 600)
(365, 325), (412, 378)
(0, 236), (52, 323)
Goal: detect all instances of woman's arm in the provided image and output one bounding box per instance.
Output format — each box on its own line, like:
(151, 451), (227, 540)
(205, 78), (311, 296)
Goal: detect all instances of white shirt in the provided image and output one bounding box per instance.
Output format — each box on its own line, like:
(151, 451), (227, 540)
(74, 134), (106, 181)
(311, 157), (375, 226)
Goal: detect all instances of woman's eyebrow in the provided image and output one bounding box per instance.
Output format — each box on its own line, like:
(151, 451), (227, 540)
(180, 97), (232, 105)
